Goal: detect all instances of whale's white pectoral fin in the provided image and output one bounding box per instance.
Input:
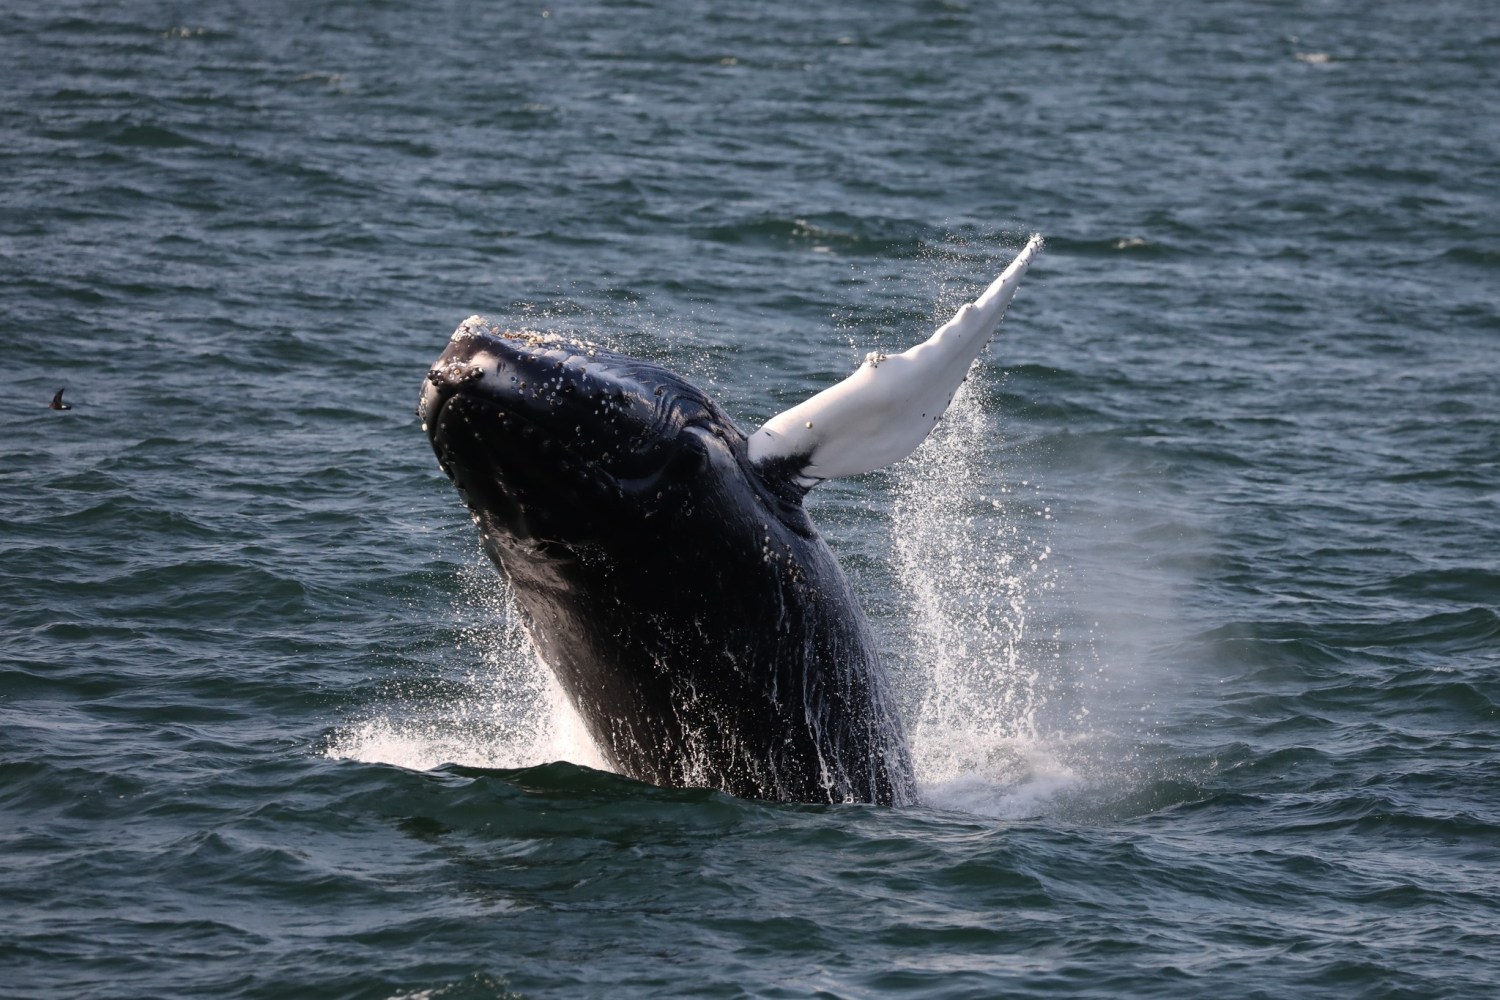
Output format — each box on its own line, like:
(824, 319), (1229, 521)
(748, 233), (1043, 486)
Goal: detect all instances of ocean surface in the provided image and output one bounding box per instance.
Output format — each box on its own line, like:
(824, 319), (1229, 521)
(3, 1), (1498, 997)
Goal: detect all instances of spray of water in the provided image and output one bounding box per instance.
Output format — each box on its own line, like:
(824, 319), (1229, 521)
(883, 360), (1087, 818)
(325, 560), (603, 772)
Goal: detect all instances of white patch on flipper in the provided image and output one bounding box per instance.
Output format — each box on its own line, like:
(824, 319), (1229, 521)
(748, 234), (1043, 483)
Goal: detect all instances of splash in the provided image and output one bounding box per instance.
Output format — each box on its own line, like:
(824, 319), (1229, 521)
(918, 742), (1082, 820)
(860, 231), (1106, 818)
(884, 364), (1080, 809)
(326, 561), (604, 773)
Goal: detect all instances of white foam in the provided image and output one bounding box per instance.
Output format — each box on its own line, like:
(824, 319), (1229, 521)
(323, 676), (603, 773)
(891, 379), (1058, 751)
(919, 739), (1083, 819)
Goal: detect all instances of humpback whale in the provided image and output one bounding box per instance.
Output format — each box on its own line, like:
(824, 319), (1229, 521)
(420, 234), (1042, 804)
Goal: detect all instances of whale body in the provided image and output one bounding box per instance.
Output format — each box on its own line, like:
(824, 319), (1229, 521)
(419, 235), (1042, 804)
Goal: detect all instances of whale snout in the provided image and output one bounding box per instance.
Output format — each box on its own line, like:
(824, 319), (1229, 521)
(419, 318), (665, 547)
(417, 319), (542, 439)
(417, 318), (602, 430)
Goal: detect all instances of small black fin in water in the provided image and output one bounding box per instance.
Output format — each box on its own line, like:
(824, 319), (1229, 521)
(49, 388), (71, 411)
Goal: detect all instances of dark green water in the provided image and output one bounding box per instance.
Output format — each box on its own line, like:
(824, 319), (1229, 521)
(3, 2), (1498, 998)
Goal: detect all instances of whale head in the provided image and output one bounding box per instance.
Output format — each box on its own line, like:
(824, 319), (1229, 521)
(420, 236), (1044, 573)
(419, 317), (801, 569)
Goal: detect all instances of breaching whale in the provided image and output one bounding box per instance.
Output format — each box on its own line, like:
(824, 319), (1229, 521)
(420, 234), (1043, 804)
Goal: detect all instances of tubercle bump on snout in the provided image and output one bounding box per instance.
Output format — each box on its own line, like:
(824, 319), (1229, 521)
(427, 362), (486, 388)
